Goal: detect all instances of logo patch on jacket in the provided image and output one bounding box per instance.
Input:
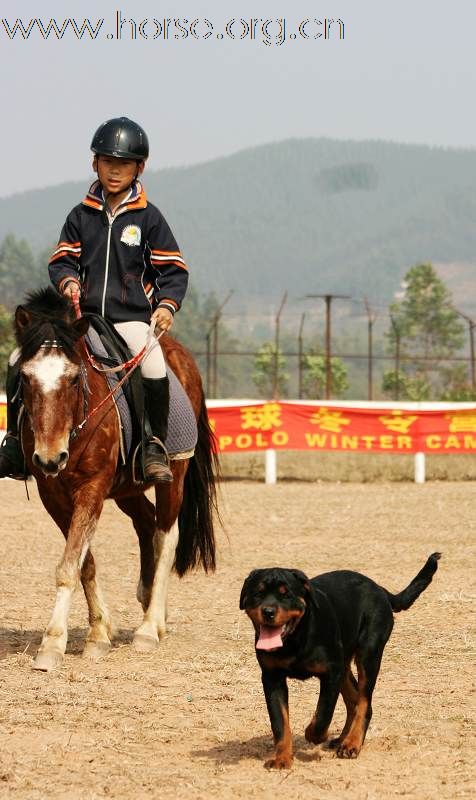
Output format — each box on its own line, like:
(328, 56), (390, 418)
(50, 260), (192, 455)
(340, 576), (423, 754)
(121, 225), (141, 246)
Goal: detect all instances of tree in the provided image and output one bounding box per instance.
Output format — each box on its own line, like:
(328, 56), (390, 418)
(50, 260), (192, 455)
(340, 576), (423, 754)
(383, 263), (465, 400)
(302, 352), (349, 399)
(382, 369), (430, 401)
(439, 364), (476, 401)
(0, 234), (38, 309)
(252, 343), (289, 399)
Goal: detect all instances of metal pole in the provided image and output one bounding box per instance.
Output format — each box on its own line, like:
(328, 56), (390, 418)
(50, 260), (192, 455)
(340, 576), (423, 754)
(364, 297), (376, 401)
(305, 294), (350, 402)
(206, 331), (212, 397)
(469, 321), (475, 391)
(454, 309), (476, 393)
(390, 314), (401, 401)
(273, 292), (287, 400)
(211, 319), (218, 398)
(324, 295), (332, 399)
(208, 290), (233, 399)
(298, 313), (305, 399)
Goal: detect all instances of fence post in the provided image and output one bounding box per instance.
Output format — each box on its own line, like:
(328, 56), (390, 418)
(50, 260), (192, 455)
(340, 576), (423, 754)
(414, 452), (426, 484)
(265, 449), (277, 484)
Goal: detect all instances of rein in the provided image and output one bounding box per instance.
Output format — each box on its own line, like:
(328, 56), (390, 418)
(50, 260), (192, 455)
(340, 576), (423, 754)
(69, 292), (163, 439)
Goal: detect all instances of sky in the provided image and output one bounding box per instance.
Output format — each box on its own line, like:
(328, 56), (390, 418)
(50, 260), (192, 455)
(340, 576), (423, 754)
(1, 0), (476, 197)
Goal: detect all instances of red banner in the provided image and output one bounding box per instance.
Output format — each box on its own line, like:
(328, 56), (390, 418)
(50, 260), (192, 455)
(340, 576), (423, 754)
(2, 399), (476, 454)
(207, 401), (476, 454)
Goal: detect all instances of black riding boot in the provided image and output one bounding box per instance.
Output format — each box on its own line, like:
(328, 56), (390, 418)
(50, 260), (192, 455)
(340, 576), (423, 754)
(142, 376), (173, 483)
(0, 360), (25, 479)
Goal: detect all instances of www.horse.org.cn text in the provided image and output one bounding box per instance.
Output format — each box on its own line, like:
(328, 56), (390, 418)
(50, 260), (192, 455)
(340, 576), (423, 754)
(1, 15), (345, 46)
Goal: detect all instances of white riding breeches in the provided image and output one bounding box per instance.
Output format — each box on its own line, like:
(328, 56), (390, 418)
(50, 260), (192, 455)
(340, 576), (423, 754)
(114, 321), (167, 379)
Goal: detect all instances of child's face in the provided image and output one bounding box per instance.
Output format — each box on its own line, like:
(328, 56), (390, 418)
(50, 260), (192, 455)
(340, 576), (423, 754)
(94, 155), (144, 197)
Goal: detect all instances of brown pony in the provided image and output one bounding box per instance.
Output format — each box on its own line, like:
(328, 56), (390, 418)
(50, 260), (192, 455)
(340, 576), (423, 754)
(13, 288), (218, 672)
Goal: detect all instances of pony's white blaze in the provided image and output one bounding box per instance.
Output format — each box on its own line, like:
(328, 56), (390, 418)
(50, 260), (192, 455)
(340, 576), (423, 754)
(23, 351), (76, 393)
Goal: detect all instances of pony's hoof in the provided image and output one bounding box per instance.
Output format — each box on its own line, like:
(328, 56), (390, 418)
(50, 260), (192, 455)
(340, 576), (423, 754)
(133, 633), (159, 652)
(32, 649), (63, 672)
(83, 640), (111, 661)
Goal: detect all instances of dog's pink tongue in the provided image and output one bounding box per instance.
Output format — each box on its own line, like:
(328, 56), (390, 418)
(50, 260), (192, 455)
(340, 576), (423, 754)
(256, 625), (284, 651)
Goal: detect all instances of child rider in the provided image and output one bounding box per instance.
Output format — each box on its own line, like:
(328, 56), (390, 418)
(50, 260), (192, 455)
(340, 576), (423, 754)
(0, 117), (188, 483)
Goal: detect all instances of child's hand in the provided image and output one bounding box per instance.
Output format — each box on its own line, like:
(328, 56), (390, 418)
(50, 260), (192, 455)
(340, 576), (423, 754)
(62, 281), (81, 301)
(151, 307), (174, 333)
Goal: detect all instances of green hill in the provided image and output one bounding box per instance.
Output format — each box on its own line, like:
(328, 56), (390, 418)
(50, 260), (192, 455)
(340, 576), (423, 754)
(2, 138), (476, 304)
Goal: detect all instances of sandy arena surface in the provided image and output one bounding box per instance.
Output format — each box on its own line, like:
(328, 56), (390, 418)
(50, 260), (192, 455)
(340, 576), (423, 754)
(0, 479), (475, 799)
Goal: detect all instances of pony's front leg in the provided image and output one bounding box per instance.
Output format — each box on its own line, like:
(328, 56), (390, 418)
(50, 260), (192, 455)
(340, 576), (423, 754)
(33, 499), (103, 672)
(81, 549), (113, 661)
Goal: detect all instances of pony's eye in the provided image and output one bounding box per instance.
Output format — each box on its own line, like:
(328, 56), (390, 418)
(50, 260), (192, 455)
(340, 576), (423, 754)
(21, 373), (30, 385)
(71, 375), (80, 387)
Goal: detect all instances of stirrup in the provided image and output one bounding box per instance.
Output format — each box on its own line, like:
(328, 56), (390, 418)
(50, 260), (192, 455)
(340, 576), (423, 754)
(143, 437), (173, 483)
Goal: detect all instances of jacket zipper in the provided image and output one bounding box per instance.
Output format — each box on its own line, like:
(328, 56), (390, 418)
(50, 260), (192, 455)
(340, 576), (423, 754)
(101, 217), (113, 316)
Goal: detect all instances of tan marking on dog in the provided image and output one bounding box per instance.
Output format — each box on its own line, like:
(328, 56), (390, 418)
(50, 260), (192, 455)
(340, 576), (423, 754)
(338, 662), (369, 757)
(259, 653), (295, 670)
(304, 660), (328, 675)
(266, 702), (293, 770)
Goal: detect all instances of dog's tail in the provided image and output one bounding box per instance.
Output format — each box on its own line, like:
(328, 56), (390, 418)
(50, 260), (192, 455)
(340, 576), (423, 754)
(384, 552), (441, 612)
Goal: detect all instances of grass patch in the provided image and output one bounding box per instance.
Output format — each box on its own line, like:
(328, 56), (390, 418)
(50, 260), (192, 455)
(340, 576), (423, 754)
(220, 451), (476, 482)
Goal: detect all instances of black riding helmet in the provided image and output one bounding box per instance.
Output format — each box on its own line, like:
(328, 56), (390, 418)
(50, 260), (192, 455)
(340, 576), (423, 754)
(91, 117), (149, 160)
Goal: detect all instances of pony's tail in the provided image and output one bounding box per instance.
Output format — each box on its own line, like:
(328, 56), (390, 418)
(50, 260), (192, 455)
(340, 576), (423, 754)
(175, 391), (220, 576)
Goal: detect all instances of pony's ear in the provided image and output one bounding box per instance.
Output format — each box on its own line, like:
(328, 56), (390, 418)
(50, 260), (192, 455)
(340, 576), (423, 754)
(72, 317), (89, 339)
(15, 306), (31, 333)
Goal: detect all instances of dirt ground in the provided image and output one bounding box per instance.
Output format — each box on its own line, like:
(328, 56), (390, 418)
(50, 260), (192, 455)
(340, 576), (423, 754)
(0, 479), (474, 800)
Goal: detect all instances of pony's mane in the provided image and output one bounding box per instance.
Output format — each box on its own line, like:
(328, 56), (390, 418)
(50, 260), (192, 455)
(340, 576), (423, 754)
(15, 287), (81, 362)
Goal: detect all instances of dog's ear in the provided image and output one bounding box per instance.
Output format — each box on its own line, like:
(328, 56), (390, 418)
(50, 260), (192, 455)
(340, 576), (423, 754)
(290, 569), (311, 594)
(290, 569), (321, 611)
(239, 570), (260, 609)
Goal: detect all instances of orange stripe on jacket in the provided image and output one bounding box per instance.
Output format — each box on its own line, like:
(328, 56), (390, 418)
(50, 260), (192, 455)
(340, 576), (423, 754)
(159, 298), (179, 311)
(150, 259), (188, 271)
(49, 249), (81, 264)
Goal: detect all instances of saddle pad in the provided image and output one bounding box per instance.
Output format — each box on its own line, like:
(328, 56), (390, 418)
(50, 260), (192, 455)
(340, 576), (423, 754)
(165, 365), (198, 456)
(85, 328), (198, 458)
(86, 327), (133, 457)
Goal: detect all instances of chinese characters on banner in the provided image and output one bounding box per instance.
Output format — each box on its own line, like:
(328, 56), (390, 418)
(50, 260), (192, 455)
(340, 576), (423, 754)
(1, 400), (476, 454)
(207, 402), (476, 454)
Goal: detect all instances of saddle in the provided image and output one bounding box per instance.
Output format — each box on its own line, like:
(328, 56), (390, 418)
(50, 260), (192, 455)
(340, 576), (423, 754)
(84, 315), (197, 477)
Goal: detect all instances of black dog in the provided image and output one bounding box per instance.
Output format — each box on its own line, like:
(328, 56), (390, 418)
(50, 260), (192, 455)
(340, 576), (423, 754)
(240, 554), (441, 769)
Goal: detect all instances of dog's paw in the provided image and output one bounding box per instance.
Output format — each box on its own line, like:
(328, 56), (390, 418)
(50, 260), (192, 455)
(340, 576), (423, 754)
(264, 754), (293, 770)
(336, 742), (361, 759)
(304, 722), (328, 744)
(327, 737), (341, 750)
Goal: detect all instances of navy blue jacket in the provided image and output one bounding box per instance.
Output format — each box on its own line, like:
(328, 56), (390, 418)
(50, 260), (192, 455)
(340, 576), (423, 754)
(48, 180), (188, 323)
